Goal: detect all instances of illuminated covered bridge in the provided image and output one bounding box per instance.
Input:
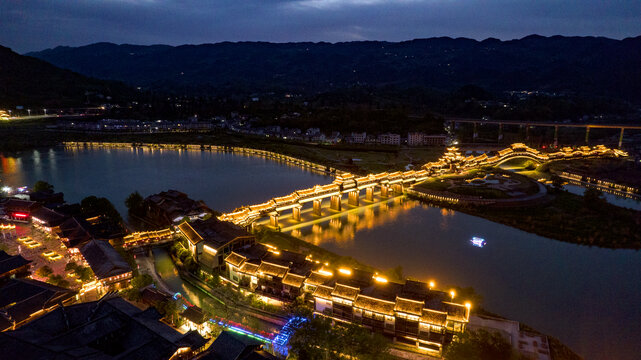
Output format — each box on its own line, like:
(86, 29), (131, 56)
(219, 143), (627, 227)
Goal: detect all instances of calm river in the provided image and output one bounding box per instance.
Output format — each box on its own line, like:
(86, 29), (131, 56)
(1, 147), (639, 360)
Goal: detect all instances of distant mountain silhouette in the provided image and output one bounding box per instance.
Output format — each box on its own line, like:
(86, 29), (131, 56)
(27, 35), (641, 103)
(0, 45), (131, 107)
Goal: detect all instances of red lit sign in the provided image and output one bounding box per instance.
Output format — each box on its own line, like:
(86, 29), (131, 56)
(13, 212), (28, 218)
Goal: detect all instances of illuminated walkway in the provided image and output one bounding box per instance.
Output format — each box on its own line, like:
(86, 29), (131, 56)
(220, 143), (627, 227)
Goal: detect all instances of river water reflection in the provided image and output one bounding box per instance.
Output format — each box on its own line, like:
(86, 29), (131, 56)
(1, 147), (639, 360)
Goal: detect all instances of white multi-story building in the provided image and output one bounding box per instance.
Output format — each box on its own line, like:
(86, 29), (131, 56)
(350, 132), (367, 144)
(377, 133), (401, 146)
(408, 132), (447, 146)
(408, 132), (424, 146)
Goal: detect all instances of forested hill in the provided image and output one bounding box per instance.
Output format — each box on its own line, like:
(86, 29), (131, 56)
(27, 35), (641, 103)
(0, 45), (132, 107)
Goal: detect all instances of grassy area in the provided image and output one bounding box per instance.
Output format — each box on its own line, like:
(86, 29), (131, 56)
(423, 189), (641, 249)
(414, 168), (539, 200)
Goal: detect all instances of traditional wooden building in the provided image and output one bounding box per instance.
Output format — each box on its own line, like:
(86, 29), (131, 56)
(143, 190), (212, 226)
(312, 274), (470, 355)
(0, 250), (31, 281)
(223, 245), (470, 355)
(30, 206), (68, 234)
(224, 243), (315, 302)
(177, 218), (255, 272)
(79, 239), (133, 292)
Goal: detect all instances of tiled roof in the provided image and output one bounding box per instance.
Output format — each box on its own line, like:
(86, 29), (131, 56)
(239, 262), (260, 275)
(394, 297), (424, 316)
(312, 285), (334, 300)
(304, 271), (333, 287)
(282, 273), (306, 288)
(331, 284), (360, 301)
(79, 240), (131, 279)
(443, 302), (468, 321)
(225, 253), (246, 268)
(177, 222), (203, 244)
(181, 306), (207, 325)
(421, 309), (447, 326)
(189, 218), (252, 248)
(354, 295), (395, 316)
(0, 251), (31, 276)
(257, 262), (288, 278)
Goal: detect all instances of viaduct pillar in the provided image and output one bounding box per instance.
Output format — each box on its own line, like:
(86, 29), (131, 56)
(619, 128), (625, 149)
(585, 127), (590, 144)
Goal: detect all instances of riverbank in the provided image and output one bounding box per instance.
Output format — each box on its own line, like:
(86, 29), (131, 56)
(0, 120), (442, 174)
(409, 188), (641, 250)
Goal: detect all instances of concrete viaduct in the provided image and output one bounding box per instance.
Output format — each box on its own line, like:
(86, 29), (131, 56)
(446, 118), (641, 148)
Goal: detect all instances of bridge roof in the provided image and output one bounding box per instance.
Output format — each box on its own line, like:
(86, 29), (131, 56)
(273, 193), (298, 203)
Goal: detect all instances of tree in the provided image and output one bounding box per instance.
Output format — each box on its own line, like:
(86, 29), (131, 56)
(36, 265), (53, 278)
(81, 196), (123, 224)
(550, 174), (564, 193)
(47, 274), (70, 288)
(130, 274), (153, 289)
(583, 188), (606, 209)
(289, 316), (392, 360)
(125, 191), (144, 216)
(157, 300), (181, 326)
(444, 329), (523, 360)
(33, 180), (54, 192)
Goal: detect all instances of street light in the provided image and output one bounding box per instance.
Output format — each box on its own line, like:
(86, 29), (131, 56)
(429, 280), (435, 289)
(450, 290), (456, 301)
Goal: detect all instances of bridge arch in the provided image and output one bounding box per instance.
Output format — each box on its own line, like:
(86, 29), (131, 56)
(492, 154), (544, 167)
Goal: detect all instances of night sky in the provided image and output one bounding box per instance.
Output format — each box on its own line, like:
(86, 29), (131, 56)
(1, 0), (640, 53)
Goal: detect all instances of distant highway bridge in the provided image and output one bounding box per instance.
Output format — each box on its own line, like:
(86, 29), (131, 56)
(219, 143), (627, 227)
(446, 117), (641, 148)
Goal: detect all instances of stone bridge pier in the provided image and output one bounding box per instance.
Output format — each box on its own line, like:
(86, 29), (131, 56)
(348, 190), (359, 206)
(292, 204), (302, 221)
(313, 199), (322, 216)
(269, 211), (279, 228)
(365, 187), (374, 201)
(380, 184), (390, 198)
(330, 194), (342, 211)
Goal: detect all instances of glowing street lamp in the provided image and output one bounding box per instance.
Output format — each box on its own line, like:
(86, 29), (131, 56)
(450, 290), (456, 301)
(429, 281), (435, 289)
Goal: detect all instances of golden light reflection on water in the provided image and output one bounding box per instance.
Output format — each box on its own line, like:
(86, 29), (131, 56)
(1, 155), (18, 174)
(291, 197), (447, 246)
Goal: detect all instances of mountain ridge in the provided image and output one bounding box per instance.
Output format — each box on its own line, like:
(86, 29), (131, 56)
(0, 45), (132, 107)
(25, 35), (641, 103)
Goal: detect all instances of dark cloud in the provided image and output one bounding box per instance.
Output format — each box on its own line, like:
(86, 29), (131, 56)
(1, 0), (639, 53)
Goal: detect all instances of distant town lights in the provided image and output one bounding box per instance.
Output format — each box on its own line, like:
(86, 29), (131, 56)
(2, 186), (11, 193)
(373, 276), (388, 283)
(338, 268), (352, 276)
